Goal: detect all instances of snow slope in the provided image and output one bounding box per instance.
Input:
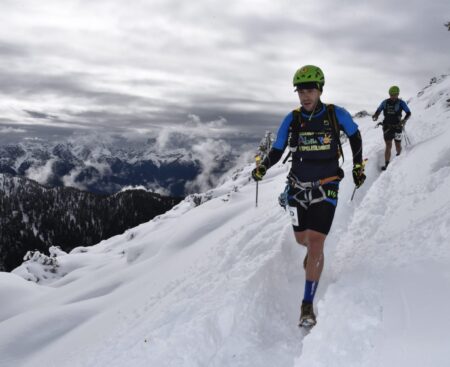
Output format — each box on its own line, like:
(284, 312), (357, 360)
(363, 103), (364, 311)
(0, 75), (449, 367)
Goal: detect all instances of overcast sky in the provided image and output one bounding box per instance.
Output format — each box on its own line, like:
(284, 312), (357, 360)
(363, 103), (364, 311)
(0, 0), (449, 146)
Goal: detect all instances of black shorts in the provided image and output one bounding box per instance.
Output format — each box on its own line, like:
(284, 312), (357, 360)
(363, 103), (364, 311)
(383, 125), (402, 142)
(287, 182), (339, 235)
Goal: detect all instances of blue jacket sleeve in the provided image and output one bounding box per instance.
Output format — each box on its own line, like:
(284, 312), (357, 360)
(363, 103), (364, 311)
(334, 105), (359, 137)
(375, 100), (385, 115)
(260, 112), (292, 169)
(272, 112), (293, 150)
(334, 105), (363, 164)
(400, 100), (411, 113)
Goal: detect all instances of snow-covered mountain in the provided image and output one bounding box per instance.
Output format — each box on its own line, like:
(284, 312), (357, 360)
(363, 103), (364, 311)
(0, 139), (239, 197)
(0, 174), (182, 272)
(0, 74), (449, 367)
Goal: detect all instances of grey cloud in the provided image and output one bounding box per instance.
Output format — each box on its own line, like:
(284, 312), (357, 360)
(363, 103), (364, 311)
(24, 110), (58, 120)
(0, 70), (165, 106)
(0, 0), (448, 152)
(0, 40), (29, 58)
(0, 126), (27, 134)
(0, 123), (75, 145)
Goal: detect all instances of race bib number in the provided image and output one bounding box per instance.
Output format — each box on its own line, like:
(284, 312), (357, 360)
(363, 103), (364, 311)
(288, 206), (299, 226)
(395, 132), (403, 141)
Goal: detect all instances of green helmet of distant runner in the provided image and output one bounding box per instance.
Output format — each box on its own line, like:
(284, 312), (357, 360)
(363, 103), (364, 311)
(293, 65), (325, 90)
(389, 85), (400, 95)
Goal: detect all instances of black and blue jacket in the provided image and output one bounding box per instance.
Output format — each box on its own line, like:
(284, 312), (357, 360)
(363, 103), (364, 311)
(375, 98), (411, 125)
(261, 101), (362, 182)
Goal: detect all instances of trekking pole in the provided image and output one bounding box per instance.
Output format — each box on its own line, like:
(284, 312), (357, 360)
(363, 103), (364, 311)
(403, 127), (411, 146)
(255, 155), (261, 207)
(350, 186), (357, 201)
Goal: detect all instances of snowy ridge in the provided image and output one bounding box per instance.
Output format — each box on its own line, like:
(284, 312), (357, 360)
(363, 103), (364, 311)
(0, 75), (449, 366)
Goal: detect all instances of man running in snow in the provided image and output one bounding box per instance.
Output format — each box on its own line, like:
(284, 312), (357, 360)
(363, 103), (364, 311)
(372, 86), (411, 170)
(251, 65), (365, 327)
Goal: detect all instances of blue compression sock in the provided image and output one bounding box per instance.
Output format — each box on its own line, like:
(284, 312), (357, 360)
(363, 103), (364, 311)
(303, 280), (319, 303)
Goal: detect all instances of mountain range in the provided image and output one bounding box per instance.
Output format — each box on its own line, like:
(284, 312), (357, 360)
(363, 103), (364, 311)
(0, 140), (238, 197)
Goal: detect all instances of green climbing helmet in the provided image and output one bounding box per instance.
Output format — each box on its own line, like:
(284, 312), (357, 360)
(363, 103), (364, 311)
(293, 65), (325, 88)
(389, 85), (400, 95)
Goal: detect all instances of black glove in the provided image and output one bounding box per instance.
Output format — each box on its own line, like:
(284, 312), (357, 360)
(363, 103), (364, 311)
(400, 119), (407, 127)
(372, 115), (378, 122)
(352, 163), (366, 188)
(251, 165), (267, 181)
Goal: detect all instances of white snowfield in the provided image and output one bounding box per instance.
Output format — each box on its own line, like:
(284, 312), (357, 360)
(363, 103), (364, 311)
(1, 75), (449, 367)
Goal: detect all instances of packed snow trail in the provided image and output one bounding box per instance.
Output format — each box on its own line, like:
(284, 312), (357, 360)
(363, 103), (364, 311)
(0, 75), (449, 367)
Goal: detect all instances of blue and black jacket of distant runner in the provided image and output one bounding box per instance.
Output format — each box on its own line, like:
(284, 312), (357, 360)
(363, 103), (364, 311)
(260, 101), (363, 183)
(375, 98), (411, 125)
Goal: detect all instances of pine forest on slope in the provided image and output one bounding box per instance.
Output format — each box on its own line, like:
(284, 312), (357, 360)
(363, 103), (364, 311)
(0, 174), (181, 272)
